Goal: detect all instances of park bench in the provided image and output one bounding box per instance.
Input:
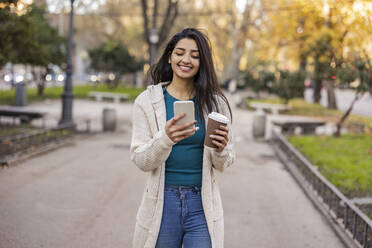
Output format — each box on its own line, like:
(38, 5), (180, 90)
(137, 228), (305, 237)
(249, 101), (290, 115)
(88, 91), (129, 103)
(271, 119), (326, 135)
(0, 106), (45, 124)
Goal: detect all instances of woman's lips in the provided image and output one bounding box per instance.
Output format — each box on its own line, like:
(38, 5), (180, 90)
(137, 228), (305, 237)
(179, 65), (192, 72)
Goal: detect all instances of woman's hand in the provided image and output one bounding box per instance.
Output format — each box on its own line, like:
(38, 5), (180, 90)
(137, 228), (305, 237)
(165, 113), (197, 143)
(210, 125), (229, 152)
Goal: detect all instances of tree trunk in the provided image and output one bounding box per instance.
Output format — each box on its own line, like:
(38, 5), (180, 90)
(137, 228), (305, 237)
(32, 67), (45, 97)
(141, 0), (179, 79)
(222, 29), (243, 84)
(112, 74), (121, 88)
(334, 92), (363, 137)
(37, 83), (44, 96)
(324, 80), (337, 109)
(221, 2), (253, 84)
(313, 77), (322, 103)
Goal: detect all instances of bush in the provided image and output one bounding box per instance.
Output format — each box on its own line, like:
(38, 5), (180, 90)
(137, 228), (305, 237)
(242, 69), (275, 93)
(274, 70), (305, 103)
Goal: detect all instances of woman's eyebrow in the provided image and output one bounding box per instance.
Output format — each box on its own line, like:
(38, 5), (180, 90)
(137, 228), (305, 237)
(175, 47), (199, 53)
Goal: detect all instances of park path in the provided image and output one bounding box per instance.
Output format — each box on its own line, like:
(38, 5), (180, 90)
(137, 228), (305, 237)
(0, 99), (345, 248)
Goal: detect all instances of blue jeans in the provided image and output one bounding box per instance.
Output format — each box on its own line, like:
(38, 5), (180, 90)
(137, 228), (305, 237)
(155, 186), (212, 248)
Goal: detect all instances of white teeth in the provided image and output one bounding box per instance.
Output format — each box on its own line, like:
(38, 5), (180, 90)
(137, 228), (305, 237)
(180, 65), (192, 70)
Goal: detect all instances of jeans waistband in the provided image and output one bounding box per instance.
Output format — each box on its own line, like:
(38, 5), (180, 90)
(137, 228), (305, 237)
(165, 185), (201, 192)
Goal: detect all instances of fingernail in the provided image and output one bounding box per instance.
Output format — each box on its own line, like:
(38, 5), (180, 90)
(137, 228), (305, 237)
(209, 134), (214, 138)
(195, 127), (199, 131)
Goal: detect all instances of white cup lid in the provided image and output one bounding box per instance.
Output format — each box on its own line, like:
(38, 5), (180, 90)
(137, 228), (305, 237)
(208, 112), (229, 124)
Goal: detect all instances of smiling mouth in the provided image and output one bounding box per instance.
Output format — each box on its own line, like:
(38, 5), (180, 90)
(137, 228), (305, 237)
(179, 65), (192, 72)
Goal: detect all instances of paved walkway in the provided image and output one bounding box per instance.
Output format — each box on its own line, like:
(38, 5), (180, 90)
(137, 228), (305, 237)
(0, 99), (345, 247)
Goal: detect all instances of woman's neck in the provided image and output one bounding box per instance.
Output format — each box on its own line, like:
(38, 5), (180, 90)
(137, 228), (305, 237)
(167, 77), (195, 100)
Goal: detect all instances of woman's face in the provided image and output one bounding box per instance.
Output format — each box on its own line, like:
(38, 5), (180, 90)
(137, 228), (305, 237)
(169, 38), (200, 81)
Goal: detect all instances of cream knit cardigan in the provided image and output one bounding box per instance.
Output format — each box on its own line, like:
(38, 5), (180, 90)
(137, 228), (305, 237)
(130, 82), (235, 248)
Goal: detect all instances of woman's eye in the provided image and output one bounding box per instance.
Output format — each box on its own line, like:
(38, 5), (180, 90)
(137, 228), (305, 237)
(175, 53), (183, 56)
(192, 56), (200, 59)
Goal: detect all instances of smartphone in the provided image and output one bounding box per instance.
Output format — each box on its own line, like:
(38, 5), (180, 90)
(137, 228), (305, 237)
(173, 100), (195, 127)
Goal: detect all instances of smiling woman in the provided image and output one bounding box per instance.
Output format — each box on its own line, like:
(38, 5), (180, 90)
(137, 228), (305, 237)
(130, 28), (235, 248)
(167, 38), (200, 99)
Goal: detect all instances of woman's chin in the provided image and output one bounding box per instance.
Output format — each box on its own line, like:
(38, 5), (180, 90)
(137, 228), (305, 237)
(175, 72), (197, 80)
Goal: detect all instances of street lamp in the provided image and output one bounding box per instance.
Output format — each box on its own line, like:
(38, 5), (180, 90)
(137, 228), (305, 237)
(149, 28), (159, 65)
(59, 0), (75, 128)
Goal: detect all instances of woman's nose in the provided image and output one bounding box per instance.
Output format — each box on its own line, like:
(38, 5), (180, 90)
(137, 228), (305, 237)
(181, 54), (191, 63)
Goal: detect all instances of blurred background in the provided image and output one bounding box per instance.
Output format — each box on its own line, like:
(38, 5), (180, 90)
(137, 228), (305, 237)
(1, 0), (371, 94)
(0, 1), (372, 247)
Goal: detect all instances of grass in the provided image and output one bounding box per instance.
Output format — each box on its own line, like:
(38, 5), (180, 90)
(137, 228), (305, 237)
(287, 134), (372, 198)
(0, 125), (75, 156)
(0, 83), (145, 105)
(0, 125), (38, 137)
(247, 97), (372, 133)
(358, 203), (372, 220)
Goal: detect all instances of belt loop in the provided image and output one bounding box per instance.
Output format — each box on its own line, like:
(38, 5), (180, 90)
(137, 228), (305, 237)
(192, 186), (199, 193)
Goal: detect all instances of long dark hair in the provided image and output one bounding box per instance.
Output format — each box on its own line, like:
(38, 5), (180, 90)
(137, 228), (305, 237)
(149, 27), (232, 123)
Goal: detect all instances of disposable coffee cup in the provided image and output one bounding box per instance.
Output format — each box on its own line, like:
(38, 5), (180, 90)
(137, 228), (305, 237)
(204, 112), (229, 148)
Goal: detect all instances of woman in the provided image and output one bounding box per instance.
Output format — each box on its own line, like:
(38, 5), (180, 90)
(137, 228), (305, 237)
(130, 28), (235, 248)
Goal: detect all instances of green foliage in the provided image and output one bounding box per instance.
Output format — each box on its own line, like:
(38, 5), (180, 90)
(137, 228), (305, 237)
(258, 70), (275, 93)
(337, 66), (357, 84)
(242, 69), (275, 93)
(0, 3), (66, 68)
(308, 34), (335, 81)
(353, 58), (372, 93)
(288, 134), (372, 197)
(0, 1), (20, 67)
(337, 57), (371, 93)
(88, 41), (143, 76)
(22, 4), (66, 67)
(275, 70), (306, 103)
(242, 70), (260, 93)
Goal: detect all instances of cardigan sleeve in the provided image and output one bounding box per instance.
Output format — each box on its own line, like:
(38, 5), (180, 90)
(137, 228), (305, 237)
(210, 96), (235, 172)
(130, 99), (175, 172)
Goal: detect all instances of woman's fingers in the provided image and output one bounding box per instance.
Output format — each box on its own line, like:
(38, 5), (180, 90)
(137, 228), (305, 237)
(172, 126), (196, 139)
(179, 120), (197, 131)
(170, 120), (196, 132)
(212, 139), (223, 147)
(212, 139), (225, 152)
(169, 113), (186, 126)
(210, 134), (226, 144)
(213, 129), (228, 141)
(211, 125), (229, 152)
(219, 125), (228, 131)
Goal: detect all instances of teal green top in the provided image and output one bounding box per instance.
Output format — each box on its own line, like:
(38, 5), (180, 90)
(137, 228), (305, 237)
(163, 87), (205, 186)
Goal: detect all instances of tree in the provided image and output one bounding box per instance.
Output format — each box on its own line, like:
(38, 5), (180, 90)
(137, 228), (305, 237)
(307, 33), (336, 107)
(140, 0), (179, 66)
(0, 0), (24, 68)
(275, 69), (306, 104)
(0, 2), (66, 95)
(88, 41), (143, 88)
(334, 56), (372, 137)
(221, 0), (263, 84)
(254, 0), (371, 109)
(243, 69), (260, 95)
(21, 4), (66, 96)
